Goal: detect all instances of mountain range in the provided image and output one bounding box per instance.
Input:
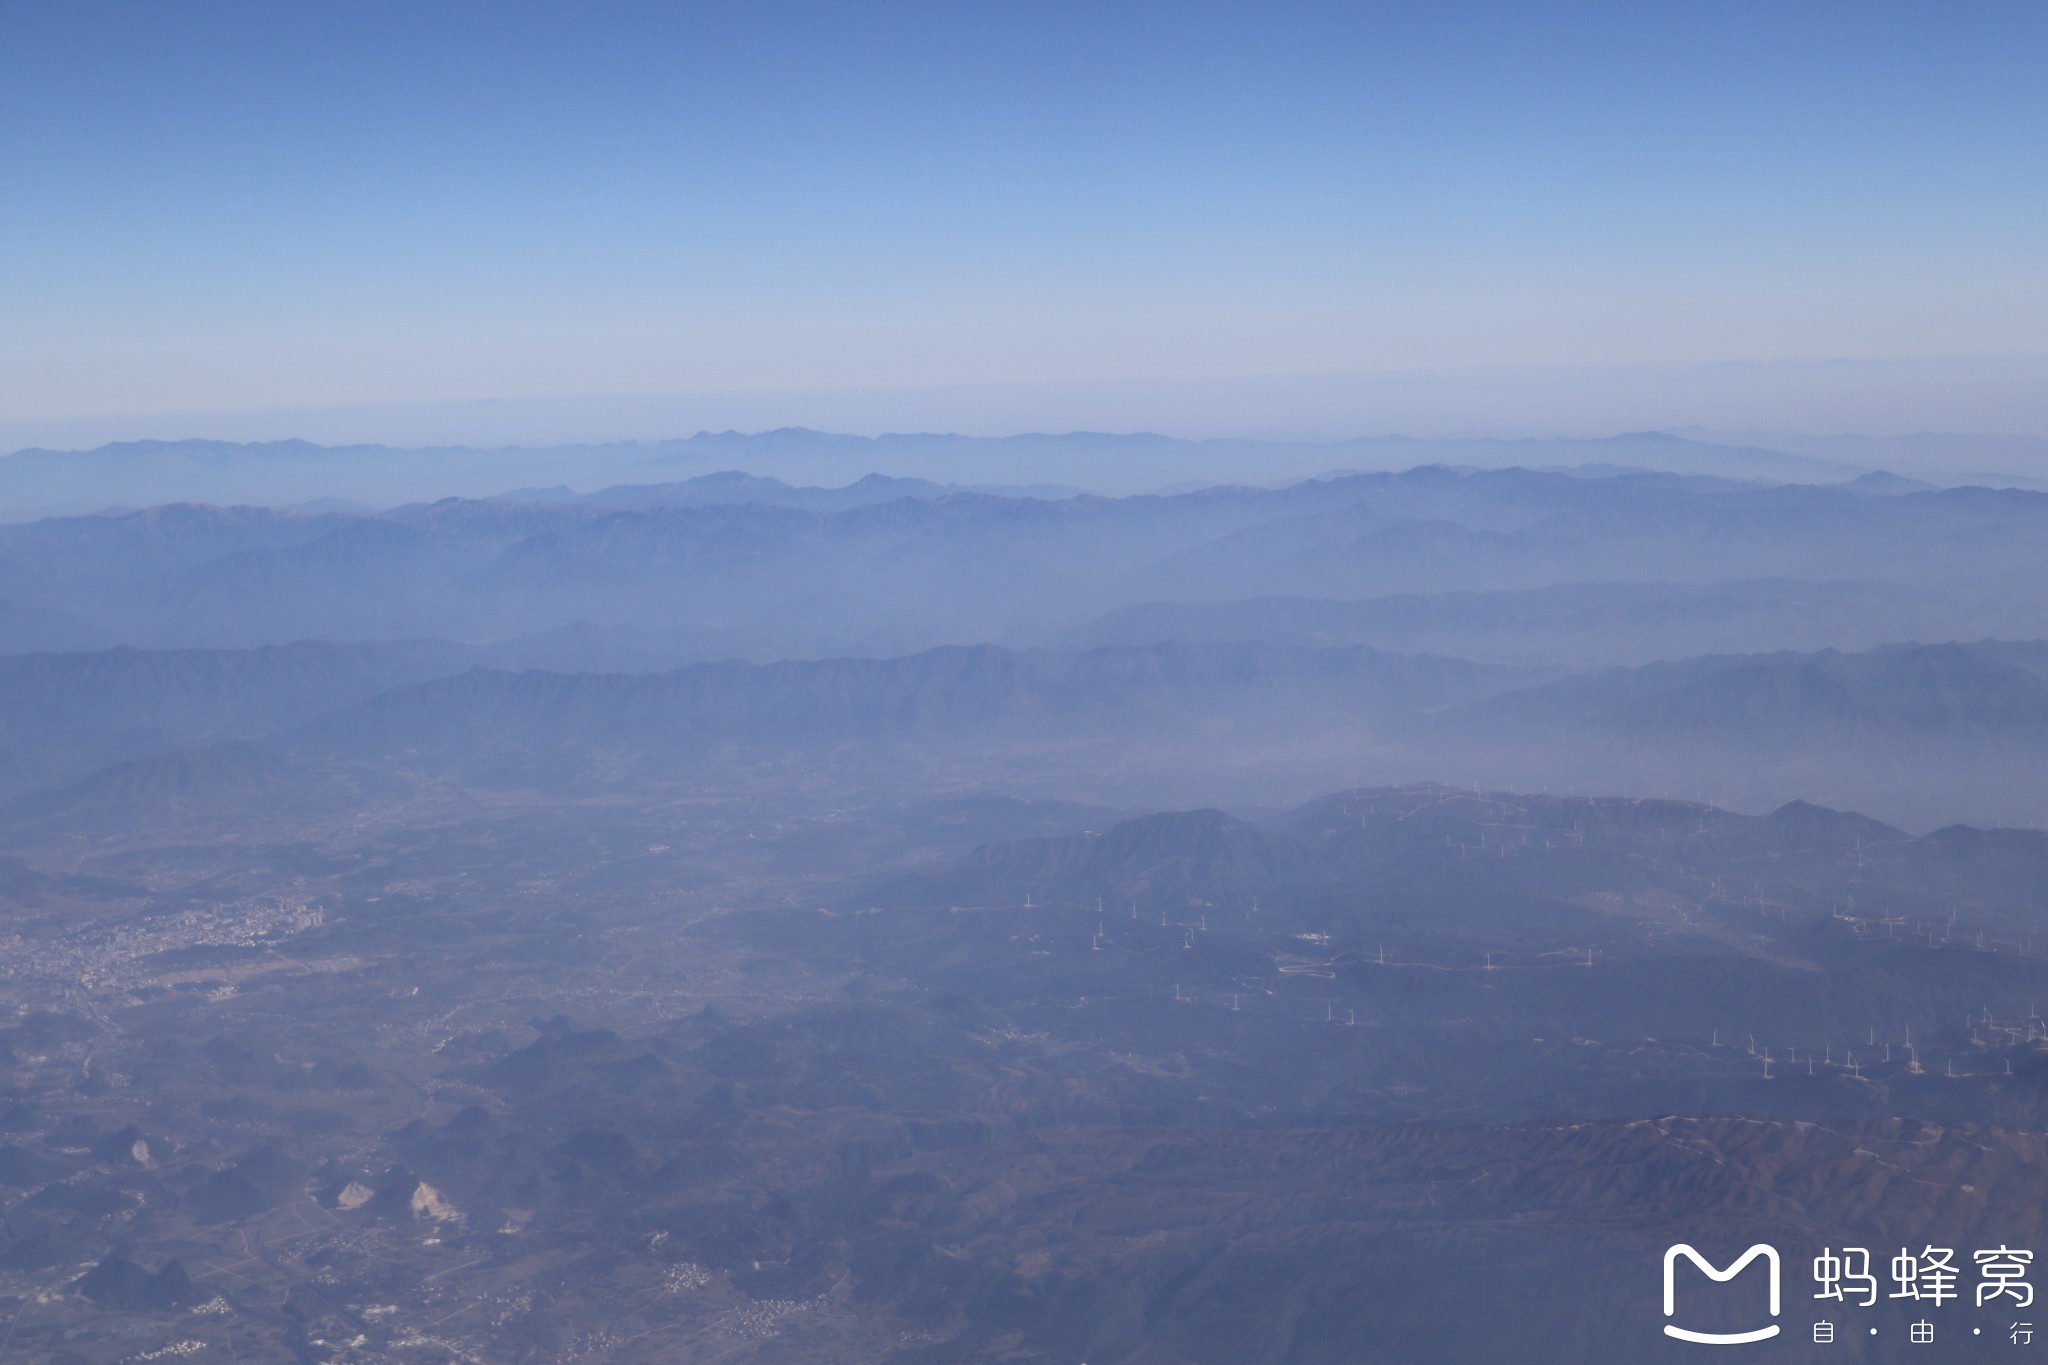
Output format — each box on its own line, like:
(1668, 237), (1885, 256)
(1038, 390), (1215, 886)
(10, 634), (2048, 832)
(0, 428), (1877, 520)
(7, 465), (2048, 670)
(8, 442), (2048, 1361)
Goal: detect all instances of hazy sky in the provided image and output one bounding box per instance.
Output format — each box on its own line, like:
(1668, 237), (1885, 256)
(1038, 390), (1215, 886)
(4, 1), (2045, 440)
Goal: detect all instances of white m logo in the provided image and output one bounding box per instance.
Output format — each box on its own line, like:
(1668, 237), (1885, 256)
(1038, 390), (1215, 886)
(1663, 1243), (1781, 1344)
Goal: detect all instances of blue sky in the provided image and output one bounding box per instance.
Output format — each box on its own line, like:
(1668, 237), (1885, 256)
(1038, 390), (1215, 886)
(2, 1), (2045, 439)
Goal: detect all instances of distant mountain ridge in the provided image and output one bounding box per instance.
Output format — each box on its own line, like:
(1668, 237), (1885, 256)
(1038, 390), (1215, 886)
(281, 640), (1527, 770)
(492, 469), (1085, 512)
(1472, 639), (2048, 744)
(0, 428), (1867, 519)
(864, 782), (1947, 912)
(1063, 578), (1987, 664)
(10, 463), (2048, 663)
(9, 635), (2048, 830)
(0, 639), (475, 796)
